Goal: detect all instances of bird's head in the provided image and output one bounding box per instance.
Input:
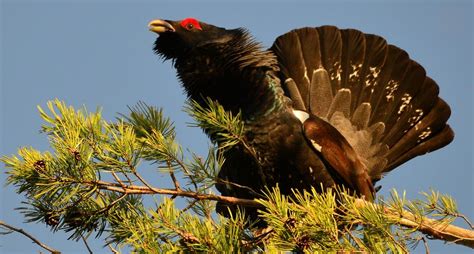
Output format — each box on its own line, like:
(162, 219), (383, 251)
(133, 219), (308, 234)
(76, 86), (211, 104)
(149, 17), (242, 60)
(148, 17), (281, 117)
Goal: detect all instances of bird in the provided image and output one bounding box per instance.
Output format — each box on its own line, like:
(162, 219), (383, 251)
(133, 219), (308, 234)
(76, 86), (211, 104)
(148, 17), (454, 219)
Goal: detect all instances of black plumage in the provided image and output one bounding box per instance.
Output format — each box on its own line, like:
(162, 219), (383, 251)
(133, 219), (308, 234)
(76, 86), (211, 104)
(149, 18), (454, 218)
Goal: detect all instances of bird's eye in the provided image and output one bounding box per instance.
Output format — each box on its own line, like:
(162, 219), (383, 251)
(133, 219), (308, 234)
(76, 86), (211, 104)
(180, 18), (203, 31)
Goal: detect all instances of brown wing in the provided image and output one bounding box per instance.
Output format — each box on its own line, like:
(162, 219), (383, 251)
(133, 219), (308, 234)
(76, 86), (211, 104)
(301, 113), (375, 200)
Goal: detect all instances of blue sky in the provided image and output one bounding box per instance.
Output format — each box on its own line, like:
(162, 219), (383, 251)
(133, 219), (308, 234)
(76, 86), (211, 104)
(1, 0), (472, 253)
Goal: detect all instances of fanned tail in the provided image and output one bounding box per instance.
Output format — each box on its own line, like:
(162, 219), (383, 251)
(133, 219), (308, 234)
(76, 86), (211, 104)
(270, 26), (454, 183)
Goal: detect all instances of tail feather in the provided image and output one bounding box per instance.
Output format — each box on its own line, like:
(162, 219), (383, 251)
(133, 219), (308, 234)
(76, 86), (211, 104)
(340, 29), (366, 98)
(270, 26), (453, 182)
(386, 125), (454, 172)
(370, 46), (410, 127)
(368, 46), (403, 123)
(385, 98), (452, 166)
(351, 102), (371, 130)
(327, 88), (351, 119)
(298, 28), (322, 74)
(316, 26), (342, 93)
(383, 75), (439, 147)
(353, 34), (388, 112)
(381, 62), (427, 146)
(284, 78), (306, 111)
(309, 68), (333, 116)
(272, 31), (310, 103)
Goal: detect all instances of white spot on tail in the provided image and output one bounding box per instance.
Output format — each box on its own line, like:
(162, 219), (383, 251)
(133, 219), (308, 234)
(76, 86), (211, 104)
(418, 127), (432, 142)
(304, 67), (310, 82)
(365, 67), (381, 87)
(292, 110), (309, 124)
(310, 139), (322, 152)
(329, 62), (342, 82)
(409, 109), (424, 127)
(370, 66), (381, 79)
(385, 80), (399, 102)
(398, 93), (412, 114)
(349, 63), (363, 81)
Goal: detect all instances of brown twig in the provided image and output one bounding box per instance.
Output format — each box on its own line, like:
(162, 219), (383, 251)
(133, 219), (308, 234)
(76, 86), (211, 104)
(81, 234), (93, 254)
(166, 160), (181, 191)
(62, 178), (474, 248)
(156, 209), (200, 245)
(353, 199), (474, 249)
(96, 193), (128, 214)
(111, 171), (127, 190)
(181, 199), (200, 214)
(107, 243), (120, 254)
(215, 178), (264, 198)
(345, 226), (365, 250)
(173, 156), (199, 191)
(421, 236), (430, 254)
(0, 220), (61, 254)
(169, 171), (181, 191)
(457, 213), (474, 230)
(85, 179), (261, 207)
(164, 161), (180, 200)
(244, 226), (274, 248)
(133, 171), (157, 192)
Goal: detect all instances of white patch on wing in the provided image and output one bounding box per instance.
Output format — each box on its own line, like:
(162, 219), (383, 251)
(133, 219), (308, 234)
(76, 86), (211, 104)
(292, 110), (309, 124)
(310, 139), (322, 152)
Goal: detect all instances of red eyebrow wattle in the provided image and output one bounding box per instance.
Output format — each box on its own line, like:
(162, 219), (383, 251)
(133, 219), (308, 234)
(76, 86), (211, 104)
(180, 18), (202, 30)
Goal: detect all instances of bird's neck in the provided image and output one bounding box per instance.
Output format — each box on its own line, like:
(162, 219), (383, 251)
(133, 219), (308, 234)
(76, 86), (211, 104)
(175, 32), (289, 120)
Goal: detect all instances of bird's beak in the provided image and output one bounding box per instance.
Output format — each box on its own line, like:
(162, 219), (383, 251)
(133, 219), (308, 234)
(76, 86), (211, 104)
(148, 19), (176, 34)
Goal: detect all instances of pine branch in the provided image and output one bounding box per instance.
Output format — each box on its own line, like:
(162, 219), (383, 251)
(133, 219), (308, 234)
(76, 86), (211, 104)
(2, 99), (473, 252)
(0, 220), (61, 254)
(68, 179), (261, 208)
(62, 178), (474, 248)
(348, 199), (474, 248)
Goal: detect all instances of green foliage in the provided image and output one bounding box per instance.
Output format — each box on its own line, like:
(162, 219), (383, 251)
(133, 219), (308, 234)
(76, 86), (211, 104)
(1, 99), (471, 253)
(187, 146), (225, 191)
(185, 98), (244, 150)
(255, 186), (467, 253)
(121, 102), (180, 168)
(108, 198), (253, 253)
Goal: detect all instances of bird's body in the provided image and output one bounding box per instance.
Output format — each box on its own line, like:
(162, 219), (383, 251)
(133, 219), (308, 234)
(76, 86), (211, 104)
(149, 18), (454, 217)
